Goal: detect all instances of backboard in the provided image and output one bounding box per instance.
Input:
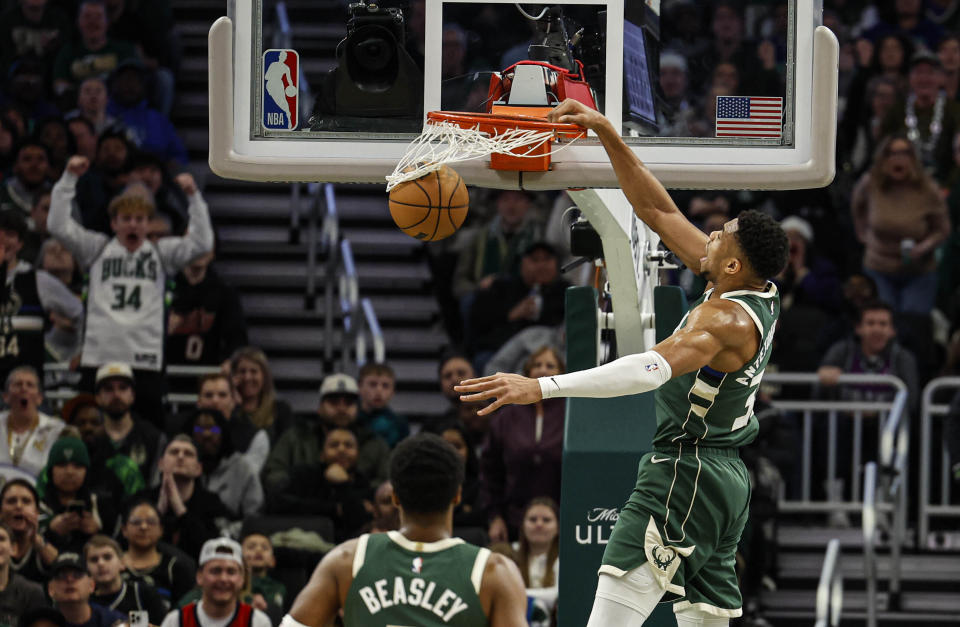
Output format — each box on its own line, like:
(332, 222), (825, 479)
(208, 0), (838, 190)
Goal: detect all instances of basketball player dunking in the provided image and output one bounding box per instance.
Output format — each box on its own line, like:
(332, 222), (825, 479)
(456, 99), (790, 627)
(280, 434), (528, 627)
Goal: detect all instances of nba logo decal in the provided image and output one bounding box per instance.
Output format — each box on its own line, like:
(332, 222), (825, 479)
(263, 49), (298, 130)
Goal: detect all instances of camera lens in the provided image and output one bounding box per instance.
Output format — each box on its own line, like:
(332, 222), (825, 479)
(354, 35), (393, 71)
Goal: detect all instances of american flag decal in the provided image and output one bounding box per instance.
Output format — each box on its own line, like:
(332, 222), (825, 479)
(716, 96), (783, 138)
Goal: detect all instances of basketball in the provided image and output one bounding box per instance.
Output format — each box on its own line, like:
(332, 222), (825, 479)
(284, 85), (297, 97)
(388, 165), (469, 241)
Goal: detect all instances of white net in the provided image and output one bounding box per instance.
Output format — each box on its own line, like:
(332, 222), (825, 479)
(385, 120), (580, 191)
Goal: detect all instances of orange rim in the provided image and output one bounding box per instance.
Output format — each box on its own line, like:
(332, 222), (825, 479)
(427, 110), (585, 138)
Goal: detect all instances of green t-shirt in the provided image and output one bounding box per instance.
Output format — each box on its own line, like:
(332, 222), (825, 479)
(53, 38), (138, 83)
(654, 282), (780, 449)
(252, 574), (286, 611)
(344, 531), (491, 627)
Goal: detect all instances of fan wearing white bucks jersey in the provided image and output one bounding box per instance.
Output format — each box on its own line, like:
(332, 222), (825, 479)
(49, 156), (212, 420)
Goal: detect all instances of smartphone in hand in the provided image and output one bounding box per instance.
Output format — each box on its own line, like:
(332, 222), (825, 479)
(129, 611), (149, 627)
(66, 500), (86, 515)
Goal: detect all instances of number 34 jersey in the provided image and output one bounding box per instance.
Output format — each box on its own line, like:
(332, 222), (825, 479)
(653, 283), (780, 449)
(84, 239), (167, 371)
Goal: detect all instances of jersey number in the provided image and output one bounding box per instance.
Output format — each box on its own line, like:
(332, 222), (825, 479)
(0, 334), (19, 358)
(732, 386), (758, 432)
(185, 335), (204, 361)
(111, 284), (142, 311)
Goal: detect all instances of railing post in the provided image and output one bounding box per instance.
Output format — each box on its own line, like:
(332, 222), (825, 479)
(814, 538), (842, 627)
(863, 461), (878, 627)
(289, 183), (301, 244)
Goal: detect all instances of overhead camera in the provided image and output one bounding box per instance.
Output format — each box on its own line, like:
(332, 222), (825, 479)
(310, 1), (422, 130)
(524, 6), (606, 100)
(527, 6), (579, 72)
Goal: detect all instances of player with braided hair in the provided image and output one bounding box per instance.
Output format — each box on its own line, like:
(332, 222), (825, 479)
(457, 99), (789, 626)
(282, 433), (528, 627)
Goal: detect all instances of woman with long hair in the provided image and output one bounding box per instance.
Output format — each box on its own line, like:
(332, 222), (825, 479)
(480, 345), (566, 543)
(852, 134), (950, 313)
(229, 346), (293, 443)
(513, 497), (560, 625)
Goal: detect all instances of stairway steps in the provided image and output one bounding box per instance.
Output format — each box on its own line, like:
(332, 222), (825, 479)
(776, 551), (960, 582)
(776, 525), (870, 549)
(762, 589), (960, 613)
(207, 191), (392, 222)
(240, 293), (437, 320)
(248, 325), (443, 352)
(217, 260), (431, 290)
(217, 226), (417, 252)
(169, 8), (450, 426)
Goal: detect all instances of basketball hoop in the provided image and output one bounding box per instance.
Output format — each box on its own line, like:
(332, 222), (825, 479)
(386, 109), (586, 191)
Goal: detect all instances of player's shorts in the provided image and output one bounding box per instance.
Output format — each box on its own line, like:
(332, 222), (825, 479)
(598, 443), (750, 618)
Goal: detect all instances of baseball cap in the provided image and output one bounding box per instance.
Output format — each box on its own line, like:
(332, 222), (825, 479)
(47, 437), (90, 469)
(523, 241), (558, 258)
(911, 49), (943, 70)
(319, 373), (359, 399)
(95, 362), (134, 389)
(49, 552), (87, 577)
(779, 215), (814, 244)
(660, 51), (688, 73)
(199, 537), (244, 567)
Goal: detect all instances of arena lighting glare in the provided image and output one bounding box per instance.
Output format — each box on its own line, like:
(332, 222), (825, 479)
(310, 1), (422, 128)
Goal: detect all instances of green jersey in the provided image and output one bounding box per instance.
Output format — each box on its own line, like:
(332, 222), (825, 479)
(653, 283), (779, 449)
(344, 531), (491, 627)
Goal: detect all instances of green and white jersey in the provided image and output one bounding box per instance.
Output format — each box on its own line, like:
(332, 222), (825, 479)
(344, 531), (491, 627)
(653, 282), (779, 449)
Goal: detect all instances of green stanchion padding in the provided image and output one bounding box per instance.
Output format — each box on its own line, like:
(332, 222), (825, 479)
(654, 285), (689, 343)
(558, 286), (688, 627)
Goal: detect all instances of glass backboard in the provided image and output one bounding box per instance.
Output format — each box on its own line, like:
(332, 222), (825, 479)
(208, 0), (837, 189)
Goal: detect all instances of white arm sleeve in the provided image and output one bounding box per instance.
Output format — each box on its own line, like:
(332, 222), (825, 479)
(48, 171), (110, 270)
(157, 189), (214, 274)
(538, 350), (672, 399)
(280, 615), (311, 627)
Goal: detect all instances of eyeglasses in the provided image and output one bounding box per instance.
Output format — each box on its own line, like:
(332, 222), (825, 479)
(128, 517), (160, 527)
(193, 425), (222, 435)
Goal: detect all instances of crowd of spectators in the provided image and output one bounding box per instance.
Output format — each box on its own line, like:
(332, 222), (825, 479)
(5, 0), (960, 625)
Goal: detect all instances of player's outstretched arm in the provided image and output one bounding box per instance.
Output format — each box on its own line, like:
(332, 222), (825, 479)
(457, 300), (758, 412)
(283, 540), (356, 627)
(547, 99), (708, 272)
(481, 553), (530, 627)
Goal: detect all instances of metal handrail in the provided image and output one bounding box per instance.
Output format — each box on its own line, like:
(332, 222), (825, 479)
(918, 376), (960, 547)
(272, 1), (291, 48)
(863, 462), (879, 627)
(762, 372), (907, 505)
(338, 240), (359, 372)
(357, 298), (386, 366)
(313, 183), (338, 370)
(814, 538), (843, 627)
(879, 389), (908, 469)
(271, 1), (312, 125)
